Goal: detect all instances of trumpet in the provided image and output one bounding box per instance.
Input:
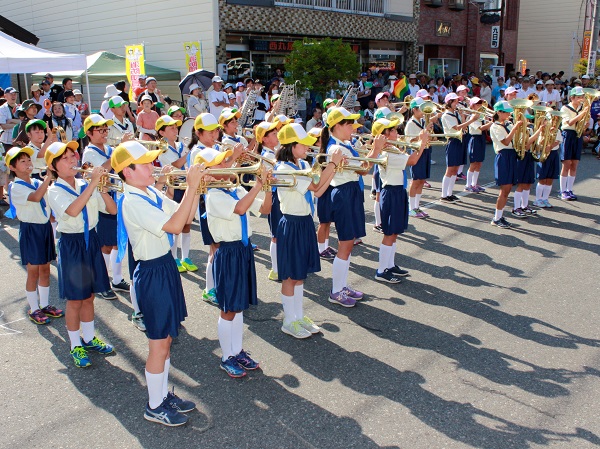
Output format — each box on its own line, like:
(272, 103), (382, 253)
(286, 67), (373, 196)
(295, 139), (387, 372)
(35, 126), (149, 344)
(390, 95), (414, 110)
(166, 162), (263, 193)
(136, 138), (169, 152)
(458, 105), (494, 120)
(403, 129), (463, 142)
(270, 164), (323, 185)
(73, 164), (124, 192)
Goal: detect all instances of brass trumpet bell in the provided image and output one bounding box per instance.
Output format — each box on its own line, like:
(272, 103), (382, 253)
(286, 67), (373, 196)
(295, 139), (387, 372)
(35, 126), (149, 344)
(136, 138), (169, 153)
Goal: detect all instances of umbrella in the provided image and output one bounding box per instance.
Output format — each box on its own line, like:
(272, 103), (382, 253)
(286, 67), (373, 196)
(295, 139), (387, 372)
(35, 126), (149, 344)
(179, 69), (215, 95)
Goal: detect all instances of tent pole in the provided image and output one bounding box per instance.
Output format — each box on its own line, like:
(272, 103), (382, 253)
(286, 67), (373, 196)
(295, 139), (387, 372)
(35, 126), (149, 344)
(84, 70), (92, 111)
(23, 73), (28, 99)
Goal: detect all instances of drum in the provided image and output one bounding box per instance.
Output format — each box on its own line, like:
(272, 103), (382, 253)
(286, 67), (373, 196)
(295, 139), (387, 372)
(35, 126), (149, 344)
(178, 118), (195, 144)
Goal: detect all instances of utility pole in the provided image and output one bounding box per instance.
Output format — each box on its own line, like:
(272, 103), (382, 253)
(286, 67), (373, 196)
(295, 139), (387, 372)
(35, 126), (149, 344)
(497, 0), (506, 66)
(587, 0), (600, 76)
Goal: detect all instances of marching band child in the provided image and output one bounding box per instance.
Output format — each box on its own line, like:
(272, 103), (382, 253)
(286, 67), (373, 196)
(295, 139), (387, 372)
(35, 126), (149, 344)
(24, 119), (56, 180)
(156, 115), (197, 273)
(533, 122), (563, 208)
(111, 140), (203, 427)
(559, 87), (588, 200)
(199, 150), (272, 378)
(513, 115), (545, 218)
(47, 141), (117, 367)
(465, 97), (493, 193)
(274, 123), (343, 338)
(5, 146), (62, 325)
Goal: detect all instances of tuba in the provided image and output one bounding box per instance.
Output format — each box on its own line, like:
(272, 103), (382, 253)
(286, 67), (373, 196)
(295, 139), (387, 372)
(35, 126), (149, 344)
(530, 105), (552, 161)
(538, 111), (567, 162)
(576, 88), (600, 137)
(508, 99), (533, 159)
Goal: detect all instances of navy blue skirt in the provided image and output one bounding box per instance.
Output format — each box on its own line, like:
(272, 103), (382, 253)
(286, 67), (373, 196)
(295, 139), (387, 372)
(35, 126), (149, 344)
(127, 241), (138, 279)
(461, 133), (471, 165)
(373, 165), (382, 192)
(58, 229), (110, 300)
(172, 189), (185, 204)
(331, 181), (366, 241)
(494, 148), (518, 186)
(537, 150), (560, 180)
(468, 134), (486, 163)
(276, 214), (320, 281)
(134, 252), (187, 340)
(446, 138), (463, 167)
(213, 240), (257, 313)
(317, 185), (334, 224)
(410, 147), (432, 180)
(516, 151), (536, 184)
(560, 129), (583, 161)
(380, 185), (409, 236)
(199, 197), (215, 246)
(19, 221), (56, 266)
(96, 212), (117, 247)
(268, 191), (282, 238)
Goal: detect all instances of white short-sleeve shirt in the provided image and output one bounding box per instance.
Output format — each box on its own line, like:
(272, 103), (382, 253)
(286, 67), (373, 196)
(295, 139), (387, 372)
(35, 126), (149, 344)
(48, 178), (107, 233)
(327, 137), (360, 187)
(205, 186), (262, 243)
(490, 122), (514, 154)
(276, 160), (313, 216)
(560, 104), (581, 131)
(158, 142), (189, 168)
(379, 151), (409, 187)
(9, 179), (51, 223)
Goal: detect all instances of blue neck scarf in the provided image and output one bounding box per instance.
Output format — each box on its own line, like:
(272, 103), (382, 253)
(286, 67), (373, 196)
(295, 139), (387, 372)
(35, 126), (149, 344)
(5, 179), (48, 219)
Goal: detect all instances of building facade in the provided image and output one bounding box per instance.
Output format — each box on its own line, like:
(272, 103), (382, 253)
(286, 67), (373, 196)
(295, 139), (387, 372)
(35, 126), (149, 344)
(418, 0), (519, 78)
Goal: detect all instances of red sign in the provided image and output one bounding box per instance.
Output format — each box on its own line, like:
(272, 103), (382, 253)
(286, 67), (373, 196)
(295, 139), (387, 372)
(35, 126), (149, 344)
(583, 30), (592, 59)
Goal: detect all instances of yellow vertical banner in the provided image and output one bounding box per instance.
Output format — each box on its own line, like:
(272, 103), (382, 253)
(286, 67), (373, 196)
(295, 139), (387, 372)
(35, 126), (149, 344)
(125, 44), (146, 101)
(184, 42), (201, 72)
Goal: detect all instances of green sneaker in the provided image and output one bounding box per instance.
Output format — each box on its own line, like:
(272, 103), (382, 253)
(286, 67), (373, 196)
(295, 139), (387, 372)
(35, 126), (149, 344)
(82, 336), (114, 354)
(70, 346), (91, 368)
(175, 259), (187, 273)
(181, 258), (198, 272)
(202, 288), (219, 307)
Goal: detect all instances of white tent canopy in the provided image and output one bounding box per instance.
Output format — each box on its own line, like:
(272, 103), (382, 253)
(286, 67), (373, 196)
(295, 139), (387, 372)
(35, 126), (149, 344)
(0, 30), (86, 73)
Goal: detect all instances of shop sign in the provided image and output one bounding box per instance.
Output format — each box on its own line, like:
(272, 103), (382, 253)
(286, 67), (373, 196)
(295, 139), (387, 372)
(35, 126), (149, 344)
(582, 30), (592, 59)
(435, 21), (451, 37)
(251, 40), (360, 54)
(491, 26), (500, 48)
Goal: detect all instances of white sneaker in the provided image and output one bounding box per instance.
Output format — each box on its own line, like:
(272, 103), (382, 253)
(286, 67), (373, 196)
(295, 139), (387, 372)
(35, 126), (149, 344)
(132, 312), (146, 332)
(281, 320), (312, 339)
(298, 316), (320, 334)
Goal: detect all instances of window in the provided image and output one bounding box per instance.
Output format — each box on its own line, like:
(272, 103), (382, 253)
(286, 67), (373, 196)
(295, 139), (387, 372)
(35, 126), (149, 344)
(448, 0), (466, 10)
(274, 0), (386, 15)
(423, 0), (443, 6)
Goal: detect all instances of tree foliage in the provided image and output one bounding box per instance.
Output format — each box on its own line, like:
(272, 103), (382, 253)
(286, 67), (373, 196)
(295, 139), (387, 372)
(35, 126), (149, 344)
(285, 38), (360, 96)
(573, 57), (600, 77)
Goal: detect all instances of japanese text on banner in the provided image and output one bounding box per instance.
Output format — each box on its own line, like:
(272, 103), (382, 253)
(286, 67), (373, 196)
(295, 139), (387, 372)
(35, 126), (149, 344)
(125, 44), (145, 101)
(184, 42), (201, 72)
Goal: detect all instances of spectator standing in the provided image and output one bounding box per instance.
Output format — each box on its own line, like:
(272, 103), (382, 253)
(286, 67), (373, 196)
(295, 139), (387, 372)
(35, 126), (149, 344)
(100, 84), (121, 119)
(136, 95), (160, 140)
(186, 83), (206, 119)
(63, 91), (82, 139)
(56, 78), (73, 103)
(30, 84), (46, 119)
(208, 76), (229, 118)
(44, 74), (63, 102)
(479, 78), (492, 104)
(136, 77), (165, 114)
(305, 106), (323, 130)
(132, 74), (147, 101)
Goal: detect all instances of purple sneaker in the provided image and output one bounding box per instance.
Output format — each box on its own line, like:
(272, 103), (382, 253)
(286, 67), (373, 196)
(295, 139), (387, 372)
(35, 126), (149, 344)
(568, 190), (577, 200)
(560, 191), (572, 201)
(328, 290), (356, 308)
(464, 186), (475, 192)
(320, 247), (336, 260)
(456, 173), (467, 181)
(474, 185), (486, 192)
(344, 286), (364, 300)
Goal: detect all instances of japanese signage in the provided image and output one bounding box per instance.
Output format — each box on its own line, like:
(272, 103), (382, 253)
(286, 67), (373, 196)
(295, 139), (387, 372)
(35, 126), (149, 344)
(125, 44), (145, 102)
(582, 30), (592, 59)
(491, 26), (500, 49)
(251, 40), (360, 54)
(435, 21), (451, 37)
(184, 41), (202, 72)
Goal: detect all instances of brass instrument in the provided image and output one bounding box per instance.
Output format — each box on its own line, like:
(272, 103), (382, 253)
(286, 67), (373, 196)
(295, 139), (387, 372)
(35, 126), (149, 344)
(166, 163), (262, 193)
(508, 99), (534, 159)
(390, 95), (414, 110)
(527, 93), (539, 103)
(576, 88), (600, 137)
(403, 129), (462, 143)
(385, 111), (406, 123)
(52, 126), (67, 142)
(252, 164), (323, 188)
(419, 101), (438, 128)
(136, 137), (169, 152)
(458, 105), (494, 120)
(538, 111), (567, 162)
(73, 164), (124, 192)
(530, 106), (553, 161)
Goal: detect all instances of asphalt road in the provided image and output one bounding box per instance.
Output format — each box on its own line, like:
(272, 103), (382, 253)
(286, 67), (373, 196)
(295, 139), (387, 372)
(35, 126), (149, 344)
(1, 147), (599, 449)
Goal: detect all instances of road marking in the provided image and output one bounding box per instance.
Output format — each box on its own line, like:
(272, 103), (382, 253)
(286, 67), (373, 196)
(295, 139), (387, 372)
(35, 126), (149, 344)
(0, 310), (24, 336)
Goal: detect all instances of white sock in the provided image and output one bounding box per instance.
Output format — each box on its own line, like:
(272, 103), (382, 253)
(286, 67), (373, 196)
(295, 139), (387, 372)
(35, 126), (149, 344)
(231, 312), (243, 356)
(205, 260), (214, 291)
(449, 175), (457, 195)
(318, 241), (327, 253)
(378, 244), (392, 273)
(388, 243), (397, 269)
(441, 176), (450, 197)
(494, 209), (503, 221)
(218, 317), (234, 361)
(110, 249), (123, 284)
(415, 194), (422, 209)
(162, 358), (170, 399)
(171, 234), (179, 259)
(26, 290), (39, 312)
(51, 221), (58, 239)
(332, 256), (346, 293)
(68, 329), (81, 350)
(466, 171), (474, 187)
(409, 196), (415, 210)
(544, 184), (552, 200)
(145, 370), (164, 409)
(102, 253), (110, 273)
(559, 175), (567, 193)
(38, 285), (50, 308)
(293, 284), (304, 320)
(324, 239), (329, 249)
(472, 171), (480, 186)
(81, 320), (95, 343)
(130, 283), (140, 314)
(270, 241), (278, 273)
(458, 165), (464, 174)
(522, 190), (530, 208)
(343, 257), (351, 288)
(374, 201), (381, 226)
(536, 183), (543, 201)
(181, 232), (191, 260)
(513, 191), (521, 209)
(567, 175), (575, 191)
(281, 294), (296, 325)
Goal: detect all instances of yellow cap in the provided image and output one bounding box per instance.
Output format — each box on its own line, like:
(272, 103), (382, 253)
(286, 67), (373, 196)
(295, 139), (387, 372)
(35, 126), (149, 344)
(194, 113), (222, 131)
(193, 148), (233, 167)
(325, 107), (361, 128)
(218, 108), (242, 126)
(277, 123), (317, 146)
(155, 115), (182, 131)
(371, 118), (400, 136)
(84, 114), (114, 133)
(254, 121), (279, 143)
(111, 141), (162, 173)
(273, 114), (293, 127)
(44, 141), (79, 166)
(5, 146), (34, 167)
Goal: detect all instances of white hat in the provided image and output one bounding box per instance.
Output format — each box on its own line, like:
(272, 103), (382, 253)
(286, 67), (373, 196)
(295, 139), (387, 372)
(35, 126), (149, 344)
(104, 84), (121, 98)
(188, 83), (200, 92)
(536, 80), (544, 85)
(73, 89), (82, 96)
(444, 92), (459, 103)
(212, 75), (223, 83)
(469, 97), (483, 107)
(145, 77), (157, 84)
(388, 75), (397, 80)
(582, 74), (591, 79)
(456, 85), (469, 93)
(416, 89), (430, 98)
(505, 86), (518, 95)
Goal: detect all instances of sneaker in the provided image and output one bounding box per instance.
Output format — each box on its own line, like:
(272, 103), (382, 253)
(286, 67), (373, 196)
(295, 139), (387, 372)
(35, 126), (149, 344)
(175, 259), (187, 273)
(474, 185), (486, 192)
(235, 349), (260, 370)
(299, 316), (321, 334)
(423, 181), (431, 188)
(111, 279), (130, 292)
(132, 312), (146, 332)
(491, 218), (510, 228)
(281, 320), (312, 338)
(560, 191), (572, 201)
(327, 246), (337, 256)
(532, 199), (546, 208)
(344, 286), (364, 300)
(449, 195), (461, 202)
(522, 206), (537, 215)
(202, 288), (219, 307)
(375, 268), (403, 284)
(181, 258), (198, 272)
(252, 244), (259, 251)
(328, 290), (356, 308)
(97, 290), (117, 300)
(511, 208), (528, 218)
(543, 199), (553, 208)
(464, 186), (475, 192)
(408, 209), (419, 218)
(568, 190), (577, 200)
(70, 346), (91, 368)
(220, 356), (247, 378)
(319, 248), (335, 260)
(40, 305), (64, 318)
(82, 336), (114, 354)
(353, 238), (363, 246)
(165, 387), (196, 413)
(28, 309), (50, 325)
(416, 208), (429, 218)
(440, 196), (453, 202)
(500, 217), (512, 227)
(389, 265), (409, 276)
(369, 192), (376, 200)
(373, 224), (383, 233)
(144, 400), (188, 427)
(268, 269), (279, 281)
(456, 173), (467, 180)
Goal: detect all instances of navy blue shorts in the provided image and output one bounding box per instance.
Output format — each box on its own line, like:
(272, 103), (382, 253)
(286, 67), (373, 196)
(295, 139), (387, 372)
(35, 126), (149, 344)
(536, 150), (560, 180)
(199, 197), (215, 246)
(96, 212), (117, 247)
(516, 151), (536, 184)
(494, 148), (518, 186)
(331, 181), (366, 241)
(372, 165), (382, 192)
(468, 134), (486, 163)
(446, 138), (463, 167)
(127, 241), (138, 280)
(276, 214), (320, 281)
(317, 185), (333, 224)
(380, 185), (409, 236)
(19, 221), (56, 266)
(560, 129), (583, 161)
(213, 240), (258, 313)
(58, 229), (110, 300)
(134, 252), (187, 340)
(461, 133), (471, 165)
(267, 191), (282, 238)
(410, 147), (431, 180)
(172, 189), (184, 204)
